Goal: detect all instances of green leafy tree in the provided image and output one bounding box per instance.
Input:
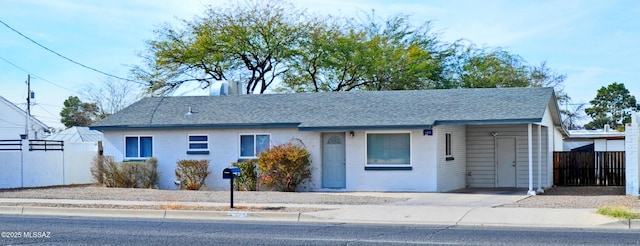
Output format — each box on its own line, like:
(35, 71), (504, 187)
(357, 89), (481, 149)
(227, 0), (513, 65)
(584, 82), (639, 130)
(133, 0), (571, 101)
(453, 46), (530, 88)
(281, 13), (445, 92)
(59, 96), (101, 128)
(133, 0), (304, 95)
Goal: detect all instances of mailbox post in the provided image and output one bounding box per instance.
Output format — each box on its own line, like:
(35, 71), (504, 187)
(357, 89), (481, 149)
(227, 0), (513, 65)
(222, 167), (241, 208)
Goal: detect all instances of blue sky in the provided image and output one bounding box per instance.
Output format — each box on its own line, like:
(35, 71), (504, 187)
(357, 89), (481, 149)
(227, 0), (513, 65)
(1, 0), (638, 129)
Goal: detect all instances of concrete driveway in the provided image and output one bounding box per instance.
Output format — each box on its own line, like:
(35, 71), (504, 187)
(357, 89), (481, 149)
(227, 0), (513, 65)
(346, 188), (530, 208)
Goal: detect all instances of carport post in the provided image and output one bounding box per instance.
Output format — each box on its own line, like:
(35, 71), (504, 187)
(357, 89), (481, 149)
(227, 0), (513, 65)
(527, 123), (536, 195)
(537, 124), (544, 194)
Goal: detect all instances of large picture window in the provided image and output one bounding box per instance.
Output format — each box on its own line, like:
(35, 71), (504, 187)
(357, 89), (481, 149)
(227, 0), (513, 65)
(366, 133), (410, 165)
(125, 136), (153, 159)
(240, 134), (270, 158)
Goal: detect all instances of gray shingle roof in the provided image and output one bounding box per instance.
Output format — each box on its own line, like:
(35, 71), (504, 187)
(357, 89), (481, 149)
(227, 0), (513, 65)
(91, 87), (559, 131)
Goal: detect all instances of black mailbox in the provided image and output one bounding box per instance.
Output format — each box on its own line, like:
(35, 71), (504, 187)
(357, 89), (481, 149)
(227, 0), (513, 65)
(222, 167), (241, 179)
(222, 166), (241, 208)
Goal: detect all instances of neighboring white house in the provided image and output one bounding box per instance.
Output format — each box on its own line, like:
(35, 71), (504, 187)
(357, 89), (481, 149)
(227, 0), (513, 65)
(563, 126), (625, 152)
(0, 95), (49, 139)
(91, 87), (566, 194)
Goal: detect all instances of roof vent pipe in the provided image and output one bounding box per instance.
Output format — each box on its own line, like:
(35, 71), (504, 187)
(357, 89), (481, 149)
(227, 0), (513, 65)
(604, 124), (610, 132)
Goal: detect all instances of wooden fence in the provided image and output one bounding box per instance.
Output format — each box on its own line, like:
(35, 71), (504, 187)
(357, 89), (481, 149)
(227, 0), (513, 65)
(553, 151), (625, 186)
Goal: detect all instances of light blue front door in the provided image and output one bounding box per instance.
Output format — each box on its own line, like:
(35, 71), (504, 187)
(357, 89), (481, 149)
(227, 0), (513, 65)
(322, 133), (346, 188)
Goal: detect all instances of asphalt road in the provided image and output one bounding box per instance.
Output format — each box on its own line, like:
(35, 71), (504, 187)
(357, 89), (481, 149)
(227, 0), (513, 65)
(0, 215), (638, 245)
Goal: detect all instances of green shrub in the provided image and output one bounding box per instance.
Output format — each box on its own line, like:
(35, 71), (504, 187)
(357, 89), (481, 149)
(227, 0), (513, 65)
(91, 156), (159, 188)
(258, 143), (311, 192)
(175, 159), (211, 190)
(232, 159), (258, 191)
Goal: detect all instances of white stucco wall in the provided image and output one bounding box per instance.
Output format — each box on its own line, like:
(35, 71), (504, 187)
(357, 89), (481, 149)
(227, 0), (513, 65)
(102, 128), (442, 192)
(345, 129), (438, 192)
(606, 140), (625, 151)
(435, 125), (467, 192)
(102, 128), (322, 190)
(541, 105), (559, 187)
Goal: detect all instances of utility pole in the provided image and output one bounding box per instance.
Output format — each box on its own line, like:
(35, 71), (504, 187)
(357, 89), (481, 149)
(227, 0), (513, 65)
(25, 74), (30, 139)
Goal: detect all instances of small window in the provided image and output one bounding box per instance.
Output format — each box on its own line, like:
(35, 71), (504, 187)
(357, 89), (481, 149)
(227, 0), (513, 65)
(188, 135), (208, 151)
(366, 133), (410, 165)
(240, 134), (270, 158)
(125, 136), (153, 159)
(445, 133), (452, 157)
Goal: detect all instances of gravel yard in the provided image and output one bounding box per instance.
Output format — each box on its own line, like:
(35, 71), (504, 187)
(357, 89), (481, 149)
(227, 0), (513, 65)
(501, 186), (640, 210)
(0, 185), (405, 208)
(1, 185), (638, 211)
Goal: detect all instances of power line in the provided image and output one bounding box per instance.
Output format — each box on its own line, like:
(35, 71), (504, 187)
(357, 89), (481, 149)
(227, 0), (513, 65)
(0, 56), (80, 94)
(0, 19), (145, 85)
(35, 104), (60, 120)
(0, 118), (24, 127)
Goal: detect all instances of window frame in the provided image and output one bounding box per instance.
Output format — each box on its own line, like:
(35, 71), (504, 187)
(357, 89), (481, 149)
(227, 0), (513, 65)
(124, 135), (153, 160)
(187, 134), (209, 155)
(239, 133), (271, 159)
(445, 132), (453, 157)
(364, 131), (412, 167)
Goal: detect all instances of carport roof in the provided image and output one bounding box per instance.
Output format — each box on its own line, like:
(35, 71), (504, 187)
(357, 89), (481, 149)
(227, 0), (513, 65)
(91, 87), (560, 131)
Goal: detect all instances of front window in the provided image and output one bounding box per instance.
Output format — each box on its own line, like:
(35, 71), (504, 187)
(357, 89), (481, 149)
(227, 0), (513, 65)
(240, 134), (270, 158)
(366, 133), (410, 165)
(125, 136), (153, 159)
(445, 133), (452, 157)
(188, 135), (209, 151)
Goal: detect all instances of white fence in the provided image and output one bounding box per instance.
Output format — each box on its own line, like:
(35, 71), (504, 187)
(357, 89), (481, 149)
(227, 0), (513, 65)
(0, 139), (97, 189)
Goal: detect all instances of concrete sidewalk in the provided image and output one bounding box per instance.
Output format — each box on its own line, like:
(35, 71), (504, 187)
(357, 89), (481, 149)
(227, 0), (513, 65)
(0, 197), (637, 230)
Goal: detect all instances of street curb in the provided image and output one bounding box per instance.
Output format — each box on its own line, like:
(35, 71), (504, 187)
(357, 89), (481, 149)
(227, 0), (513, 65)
(164, 210), (301, 221)
(0, 206), (23, 215)
(21, 206), (166, 218)
(0, 206), (304, 222)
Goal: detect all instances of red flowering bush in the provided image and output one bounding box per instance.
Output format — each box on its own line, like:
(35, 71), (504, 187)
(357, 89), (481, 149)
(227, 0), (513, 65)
(258, 143), (311, 192)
